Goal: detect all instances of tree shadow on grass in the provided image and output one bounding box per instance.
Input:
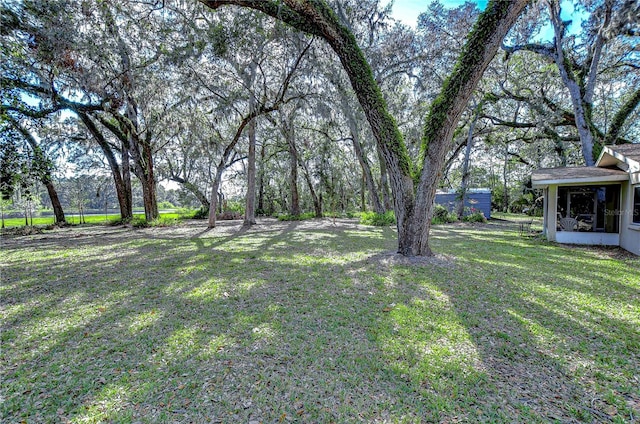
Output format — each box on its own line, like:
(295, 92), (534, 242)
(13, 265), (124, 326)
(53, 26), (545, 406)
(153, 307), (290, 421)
(425, 224), (640, 422)
(1, 219), (410, 422)
(3, 220), (638, 423)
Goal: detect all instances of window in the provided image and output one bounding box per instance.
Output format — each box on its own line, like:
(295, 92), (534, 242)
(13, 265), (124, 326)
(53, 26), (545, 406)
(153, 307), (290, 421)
(634, 186), (640, 224)
(557, 185), (620, 232)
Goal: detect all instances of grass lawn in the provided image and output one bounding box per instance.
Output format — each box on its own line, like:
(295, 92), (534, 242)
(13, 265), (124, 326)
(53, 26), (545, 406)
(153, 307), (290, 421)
(1, 212), (186, 229)
(1, 219), (639, 423)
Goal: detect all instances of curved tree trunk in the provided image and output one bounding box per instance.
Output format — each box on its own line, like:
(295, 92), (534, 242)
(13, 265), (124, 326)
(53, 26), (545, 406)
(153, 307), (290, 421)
(44, 181), (66, 224)
(79, 112), (133, 220)
(202, 0), (529, 255)
(9, 118), (67, 224)
(409, 0), (530, 256)
(334, 78), (384, 214)
(170, 176), (210, 209)
(376, 145), (392, 211)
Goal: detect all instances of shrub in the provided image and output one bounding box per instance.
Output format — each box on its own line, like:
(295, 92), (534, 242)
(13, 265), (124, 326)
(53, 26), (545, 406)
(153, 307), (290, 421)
(277, 212), (316, 221)
(431, 204), (458, 225)
(108, 217), (131, 226)
(131, 216), (149, 228)
(359, 210), (395, 226)
(223, 200), (245, 215)
(149, 216), (181, 227)
(217, 211), (242, 220)
(157, 201), (176, 209)
(191, 207), (209, 219)
(325, 211), (358, 219)
(462, 207), (487, 223)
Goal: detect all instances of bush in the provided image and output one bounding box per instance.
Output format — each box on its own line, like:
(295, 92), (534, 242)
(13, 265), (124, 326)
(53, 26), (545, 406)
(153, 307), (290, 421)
(175, 207), (209, 219)
(277, 212), (316, 221)
(158, 201), (176, 209)
(325, 211), (358, 219)
(217, 211), (242, 220)
(359, 210), (395, 226)
(149, 216), (181, 227)
(191, 207), (209, 219)
(131, 216), (149, 228)
(223, 200), (245, 215)
(462, 207), (487, 223)
(108, 217), (131, 226)
(431, 204), (458, 225)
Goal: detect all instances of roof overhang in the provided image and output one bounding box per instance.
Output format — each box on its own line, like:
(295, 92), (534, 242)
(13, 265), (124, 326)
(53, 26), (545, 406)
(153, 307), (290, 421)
(532, 166), (629, 188)
(596, 145), (640, 172)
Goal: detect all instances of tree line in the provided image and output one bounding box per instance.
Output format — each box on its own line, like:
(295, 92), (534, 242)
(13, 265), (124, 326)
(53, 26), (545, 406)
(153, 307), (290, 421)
(1, 0), (638, 255)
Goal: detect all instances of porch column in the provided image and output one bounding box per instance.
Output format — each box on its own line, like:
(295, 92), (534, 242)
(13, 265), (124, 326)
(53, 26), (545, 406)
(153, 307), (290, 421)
(542, 188), (548, 237)
(547, 185), (558, 241)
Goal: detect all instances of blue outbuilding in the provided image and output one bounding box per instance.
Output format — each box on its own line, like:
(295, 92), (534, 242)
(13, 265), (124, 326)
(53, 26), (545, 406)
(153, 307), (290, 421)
(434, 188), (491, 219)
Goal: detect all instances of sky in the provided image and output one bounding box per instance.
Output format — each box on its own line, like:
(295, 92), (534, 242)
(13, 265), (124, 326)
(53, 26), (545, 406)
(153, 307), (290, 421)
(389, 0), (584, 39)
(388, 0), (489, 27)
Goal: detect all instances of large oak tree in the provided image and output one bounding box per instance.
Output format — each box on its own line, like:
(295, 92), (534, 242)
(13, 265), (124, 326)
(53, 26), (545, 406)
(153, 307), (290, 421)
(201, 0), (529, 256)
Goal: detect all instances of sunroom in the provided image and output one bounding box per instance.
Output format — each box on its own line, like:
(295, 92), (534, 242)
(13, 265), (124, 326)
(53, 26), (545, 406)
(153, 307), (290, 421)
(532, 144), (640, 255)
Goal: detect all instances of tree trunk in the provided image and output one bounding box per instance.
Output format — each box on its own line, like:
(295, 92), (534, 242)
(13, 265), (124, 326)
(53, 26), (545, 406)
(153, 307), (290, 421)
(9, 118), (67, 224)
(78, 112), (133, 220)
(207, 172), (222, 228)
(502, 143), (509, 212)
(288, 140), (301, 216)
(351, 128), (384, 214)
(335, 79), (385, 214)
(257, 141), (266, 214)
(170, 176), (210, 210)
(121, 144), (133, 220)
(244, 116), (257, 225)
(44, 181), (65, 224)
(295, 143), (323, 218)
(133, 140), (159, 221)
(203, 0), (529, 255)
(409, 0), (529, 256)
(456, 124), (475, 219)
(456, 102), (482, 219)
(547, 0), (603, 166)
(377, 145), (392, 211)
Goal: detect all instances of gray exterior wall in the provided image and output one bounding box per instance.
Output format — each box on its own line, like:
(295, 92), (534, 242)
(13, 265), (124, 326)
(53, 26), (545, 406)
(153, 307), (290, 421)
(435, 190), (491, 219)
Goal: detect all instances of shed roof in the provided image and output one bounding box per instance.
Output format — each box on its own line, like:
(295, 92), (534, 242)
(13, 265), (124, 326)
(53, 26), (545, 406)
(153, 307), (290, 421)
(532, 166), (628, 187)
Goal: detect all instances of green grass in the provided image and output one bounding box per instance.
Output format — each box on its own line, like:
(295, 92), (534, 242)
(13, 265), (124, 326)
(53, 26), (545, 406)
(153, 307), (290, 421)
(1, 220), (639, 423)
(1, 212), (187, 228)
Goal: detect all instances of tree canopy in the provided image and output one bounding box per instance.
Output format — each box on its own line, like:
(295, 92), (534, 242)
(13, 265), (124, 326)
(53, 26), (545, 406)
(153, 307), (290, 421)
(1, 0), (638, 255)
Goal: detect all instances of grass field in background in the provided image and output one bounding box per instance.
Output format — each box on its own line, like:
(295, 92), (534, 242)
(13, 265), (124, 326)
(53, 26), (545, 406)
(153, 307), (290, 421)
(2, 219), (638, 423)
(1, 212), (186, 228)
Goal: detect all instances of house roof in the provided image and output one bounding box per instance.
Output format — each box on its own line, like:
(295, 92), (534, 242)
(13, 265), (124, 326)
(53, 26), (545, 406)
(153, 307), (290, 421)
(597, 144), (640, 171)
(532, 166), (628, 187)
(532, 144), (639, 187)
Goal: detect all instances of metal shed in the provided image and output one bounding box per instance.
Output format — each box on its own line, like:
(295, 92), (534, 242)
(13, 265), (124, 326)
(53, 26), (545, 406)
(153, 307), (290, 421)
(434, 189), (492, 219)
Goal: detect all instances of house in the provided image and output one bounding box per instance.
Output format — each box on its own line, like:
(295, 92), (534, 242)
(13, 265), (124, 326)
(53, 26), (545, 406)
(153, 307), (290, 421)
(532, 144), (640, 255)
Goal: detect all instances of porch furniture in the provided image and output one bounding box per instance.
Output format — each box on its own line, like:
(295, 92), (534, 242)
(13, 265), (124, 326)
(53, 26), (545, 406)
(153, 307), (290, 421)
(519, 219), (533, 236)
(576, 214), (594, 231)
(559, 217), (578, 231)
